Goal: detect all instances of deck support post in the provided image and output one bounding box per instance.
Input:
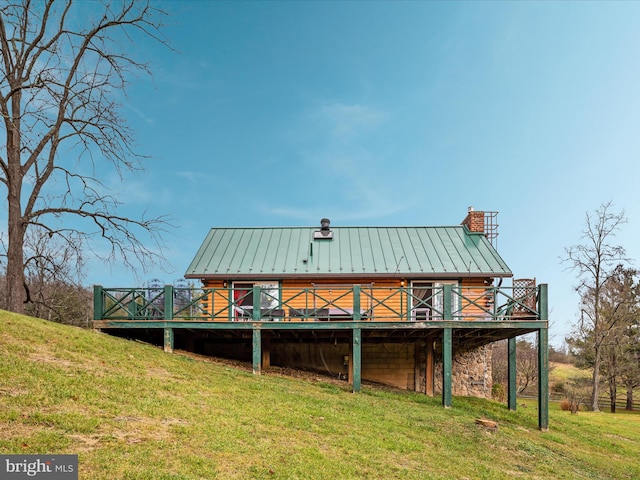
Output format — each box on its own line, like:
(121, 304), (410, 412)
(538, 283), (549, 430)
(442, 284), (453, 408)
(252, 326), (262, 375)
(442, 328), (452, 408)
(353, 285), (361, 320)
(164, 285), (174, 321)
(163, 285), (175, 353)
(252, 286), (262, 321)
(405, 284), (412, 320)
(538, 326), (549, 430)
(93, 285), (103, 321)
(163, 327), (174, 353)
(350, 327), (362, 392)
(508, 336), (517, 410)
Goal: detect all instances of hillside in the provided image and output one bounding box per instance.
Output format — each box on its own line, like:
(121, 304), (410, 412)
(1, 312), (639, 479)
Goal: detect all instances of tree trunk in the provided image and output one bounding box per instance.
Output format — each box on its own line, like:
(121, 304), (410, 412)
(609, 384), (616, 413)
(5, 179), (26, 313)
(591, 345), (601, 412)
(627, 386), (634, 411)
(608, 349), (617, 413)
(5, 88), (26, 314)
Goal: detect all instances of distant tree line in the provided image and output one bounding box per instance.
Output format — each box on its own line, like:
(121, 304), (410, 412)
(0, 273), (92, 327)
(563, 202), (640, 412)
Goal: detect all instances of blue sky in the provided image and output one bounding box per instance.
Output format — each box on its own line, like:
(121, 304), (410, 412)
(80, 1), (640, 347)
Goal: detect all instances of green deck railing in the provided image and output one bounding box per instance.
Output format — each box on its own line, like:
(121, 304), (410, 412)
(94, 284), (546, 323)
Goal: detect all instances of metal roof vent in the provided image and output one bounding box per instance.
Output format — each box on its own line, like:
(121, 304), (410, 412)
(313, 218), (333, 239)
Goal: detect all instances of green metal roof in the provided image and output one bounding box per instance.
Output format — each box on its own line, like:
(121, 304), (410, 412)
(185, 225), (512, 280)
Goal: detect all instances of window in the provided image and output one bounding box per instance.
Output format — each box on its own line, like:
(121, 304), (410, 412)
(411, 282), (432, 321)
(411, 281), (459, 320)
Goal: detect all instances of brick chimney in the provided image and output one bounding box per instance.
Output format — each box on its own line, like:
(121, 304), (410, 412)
(461, 206), (484, 233)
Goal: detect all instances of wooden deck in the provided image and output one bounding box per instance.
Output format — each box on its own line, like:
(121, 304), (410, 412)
(93, 284), (549, 430)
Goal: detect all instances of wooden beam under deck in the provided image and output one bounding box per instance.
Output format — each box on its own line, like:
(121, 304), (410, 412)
(425, 336), (434, 397)
(94, 319), (546, 332)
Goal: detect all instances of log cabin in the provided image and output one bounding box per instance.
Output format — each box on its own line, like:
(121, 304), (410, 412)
(93, 208), (549, 429)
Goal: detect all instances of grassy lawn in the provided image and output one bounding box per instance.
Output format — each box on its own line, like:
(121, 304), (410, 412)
(1, 312), (639, 479)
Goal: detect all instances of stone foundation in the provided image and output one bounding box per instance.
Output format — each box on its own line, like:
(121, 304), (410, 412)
(434, 344), (492, 398)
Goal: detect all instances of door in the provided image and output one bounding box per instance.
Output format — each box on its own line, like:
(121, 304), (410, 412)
(232, 282), (280, 320)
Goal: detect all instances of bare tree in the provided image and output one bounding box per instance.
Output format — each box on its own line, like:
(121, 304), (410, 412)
(564, 376), (591, 414)
(515, 340), (539, 395)
(491, 340), (509, 388)
(0, 226), (93, 325)
(621, 337), (640, 410)
(25, 226), (91, 324)
(491, 338), (546, 396)
(0, 0), (170, 314)
(562, 202), (629, 411)
(599, 266), (639, 412)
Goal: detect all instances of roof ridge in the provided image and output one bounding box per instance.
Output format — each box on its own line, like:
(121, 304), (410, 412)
(207, 225), (466, 229)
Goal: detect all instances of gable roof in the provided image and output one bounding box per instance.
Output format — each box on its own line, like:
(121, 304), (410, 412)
(185, 225), (512, 280)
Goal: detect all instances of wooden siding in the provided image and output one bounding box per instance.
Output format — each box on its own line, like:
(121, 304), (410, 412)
(459, 278), (494, 321)
(198, 276), (495, 322)
(200, 280), (231, 322)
